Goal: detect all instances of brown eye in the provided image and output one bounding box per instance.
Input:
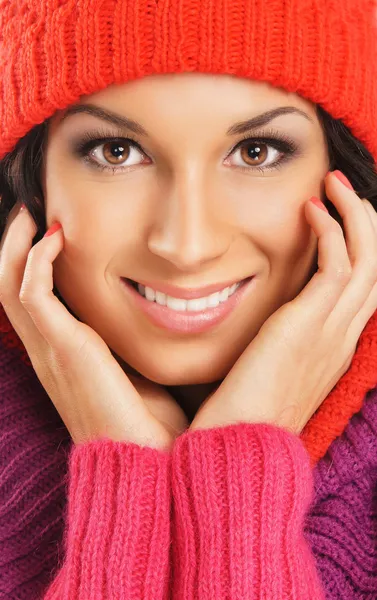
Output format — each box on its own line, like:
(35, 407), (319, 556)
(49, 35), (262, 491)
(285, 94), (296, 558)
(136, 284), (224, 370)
(227, 139), (284, 171)
(88, 138), (147, 170)
(240, 142), (269, 166)
(102, 141), (130, 165)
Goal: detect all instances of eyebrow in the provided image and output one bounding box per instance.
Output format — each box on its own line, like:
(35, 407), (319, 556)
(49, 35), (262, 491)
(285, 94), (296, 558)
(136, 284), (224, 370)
(58, 103), (314, 136)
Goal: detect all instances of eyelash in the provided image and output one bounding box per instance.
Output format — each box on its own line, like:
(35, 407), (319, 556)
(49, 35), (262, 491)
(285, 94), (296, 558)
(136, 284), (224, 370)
(72, 126), (300, 175)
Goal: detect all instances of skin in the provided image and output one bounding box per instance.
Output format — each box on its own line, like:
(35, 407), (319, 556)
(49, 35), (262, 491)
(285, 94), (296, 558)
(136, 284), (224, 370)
(42, 73), (330, 420)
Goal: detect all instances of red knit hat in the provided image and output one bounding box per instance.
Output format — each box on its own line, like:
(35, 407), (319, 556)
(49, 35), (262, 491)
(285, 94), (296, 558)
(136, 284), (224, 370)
(0, 0), (377, 163)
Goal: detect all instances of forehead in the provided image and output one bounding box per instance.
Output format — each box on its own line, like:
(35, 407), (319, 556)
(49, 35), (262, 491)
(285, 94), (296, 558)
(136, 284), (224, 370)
(53, 73), (317, 127)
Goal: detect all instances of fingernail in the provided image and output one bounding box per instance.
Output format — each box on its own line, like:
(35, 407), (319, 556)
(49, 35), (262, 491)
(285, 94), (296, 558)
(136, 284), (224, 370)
(44, 222), (62, 238)
(19, 203), (26, 211)
(309, 196), (329, 213)
(332, 170), (354, 190)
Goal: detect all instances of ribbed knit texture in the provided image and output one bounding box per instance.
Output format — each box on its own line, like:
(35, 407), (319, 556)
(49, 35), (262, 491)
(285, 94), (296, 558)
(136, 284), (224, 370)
(302, 308), (377, 465)
(171, 423), (325, 599)
(43, 440), (171, 599)
(1, 1), (377, 597)
(306, 387), (377, 598)
(0, 0), (377, 164)
(2, 303), (377, 598)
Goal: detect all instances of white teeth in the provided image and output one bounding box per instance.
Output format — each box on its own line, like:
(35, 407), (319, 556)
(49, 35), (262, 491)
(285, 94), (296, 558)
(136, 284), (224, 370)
(135, 280), (243, 311)
(207, 291), (221, 307)
(155, 290), (167, 306)
(145, 286), (155, 302)
(219, 287), (230, 302)
(186, 297), (209, 312)
(167, 297), (187, 311)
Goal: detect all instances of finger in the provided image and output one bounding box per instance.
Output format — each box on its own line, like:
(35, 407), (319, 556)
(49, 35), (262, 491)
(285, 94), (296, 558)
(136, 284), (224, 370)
(0, 203), (34, 291)
(289, 171), (377, 334)
(0, 204), (42, 344)
(17, 222), (153, 430)
(327, 194), (377, 335)
(324, 173), (374, 268)
(282, 197), (352, 331)
(362, 198), (377, 238)
(0, 201), (23, 254)
(323, 175), (377, 319)
(18, 221), (84, 350)
(347, 199), (377, 340)
(18, 223), (118, 365)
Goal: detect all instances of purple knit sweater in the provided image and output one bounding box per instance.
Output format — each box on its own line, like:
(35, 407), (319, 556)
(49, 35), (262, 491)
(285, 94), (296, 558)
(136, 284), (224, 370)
(1, 319), (377, 598)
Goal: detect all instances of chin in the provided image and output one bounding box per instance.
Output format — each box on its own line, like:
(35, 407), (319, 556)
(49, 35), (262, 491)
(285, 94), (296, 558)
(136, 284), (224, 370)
(136, 367), (222, 387)
(108, 329), (243, 386)
(124, 356), (231, 386)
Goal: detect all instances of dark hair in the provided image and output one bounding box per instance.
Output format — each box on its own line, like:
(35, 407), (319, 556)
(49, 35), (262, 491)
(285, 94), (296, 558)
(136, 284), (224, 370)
(0, 105), (376, 244)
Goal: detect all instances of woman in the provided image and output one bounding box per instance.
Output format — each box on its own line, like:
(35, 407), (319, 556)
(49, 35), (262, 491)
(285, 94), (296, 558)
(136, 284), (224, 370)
(0, 0), (377, 598)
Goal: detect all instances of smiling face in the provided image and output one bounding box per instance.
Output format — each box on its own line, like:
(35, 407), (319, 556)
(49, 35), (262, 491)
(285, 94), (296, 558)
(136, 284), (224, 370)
(43, 72), (329, 386)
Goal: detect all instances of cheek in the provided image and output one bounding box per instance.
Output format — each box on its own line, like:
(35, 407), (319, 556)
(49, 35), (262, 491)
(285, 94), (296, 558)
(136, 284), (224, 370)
(258, 196), (318, 297)
(45, 154), (151, 243)
(45, 179), (149, 269)
(236, 190), (314, 261)
(233, 187), (318, 302)
(46, 181), (151, 321)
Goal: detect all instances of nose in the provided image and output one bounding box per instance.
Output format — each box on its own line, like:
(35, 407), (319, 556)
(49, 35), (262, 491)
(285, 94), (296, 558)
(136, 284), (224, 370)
(147, 172), (233, 271)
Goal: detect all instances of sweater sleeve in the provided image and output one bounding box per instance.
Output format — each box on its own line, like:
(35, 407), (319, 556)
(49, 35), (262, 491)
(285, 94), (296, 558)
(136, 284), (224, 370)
(170, 422), (326, 599)
(42, 438), (172, 600)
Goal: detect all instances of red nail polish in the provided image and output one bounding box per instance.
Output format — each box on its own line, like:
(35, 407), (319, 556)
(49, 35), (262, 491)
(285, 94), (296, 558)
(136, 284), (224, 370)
(332, 170), (353, 190)
(309, 196), (329, 213)
(44, 222), (62, 237)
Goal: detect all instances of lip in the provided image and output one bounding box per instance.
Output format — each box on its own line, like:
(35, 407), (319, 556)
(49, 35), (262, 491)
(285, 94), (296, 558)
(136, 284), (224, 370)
(124, 277), (247, 300)
(119, 275), (256, 334)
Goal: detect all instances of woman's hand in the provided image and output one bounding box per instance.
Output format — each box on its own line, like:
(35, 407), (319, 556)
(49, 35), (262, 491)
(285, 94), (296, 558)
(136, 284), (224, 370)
(126, 372), (189, 441)
(190, 171), (377, 434)
(0, 203), (188, 450)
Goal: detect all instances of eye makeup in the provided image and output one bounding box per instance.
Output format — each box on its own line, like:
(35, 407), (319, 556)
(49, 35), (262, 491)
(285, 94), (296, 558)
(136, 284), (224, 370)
(227, 127), (301, 174)
(69, 125), (302, 175)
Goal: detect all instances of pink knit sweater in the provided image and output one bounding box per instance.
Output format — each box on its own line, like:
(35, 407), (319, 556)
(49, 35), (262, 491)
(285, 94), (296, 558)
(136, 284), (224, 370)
(8, 308), (377, 598)
(42, 422), (325, 599)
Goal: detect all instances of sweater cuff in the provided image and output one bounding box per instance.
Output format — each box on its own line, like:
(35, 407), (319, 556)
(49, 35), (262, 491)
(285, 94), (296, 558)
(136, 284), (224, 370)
(43, 438), (172, 600)
(171, 422), (325, 600)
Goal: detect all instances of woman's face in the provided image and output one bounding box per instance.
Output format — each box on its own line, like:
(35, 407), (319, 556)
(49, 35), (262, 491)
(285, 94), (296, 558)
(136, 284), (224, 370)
(44, 73), (329, 386)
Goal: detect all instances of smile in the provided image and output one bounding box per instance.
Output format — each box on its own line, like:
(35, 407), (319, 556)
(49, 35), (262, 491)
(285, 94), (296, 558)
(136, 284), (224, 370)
(133, 280), (242, 311)
(120, 276), (257, 334)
